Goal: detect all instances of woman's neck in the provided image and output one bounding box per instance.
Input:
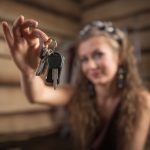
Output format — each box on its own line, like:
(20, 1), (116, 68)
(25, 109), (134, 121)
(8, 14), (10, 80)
(94, 82), (118, 106)
(94, 82), (120, 122)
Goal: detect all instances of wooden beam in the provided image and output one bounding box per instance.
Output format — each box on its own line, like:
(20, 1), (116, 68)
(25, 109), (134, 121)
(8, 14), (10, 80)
(15, 0), (80, 20)
(0, 1), (79, 38)
(81, 0), (115, 9)
(82, 0), (150, 24)
(114, 12), (150, 31)
(129, 31), (150, 50)
(0, 58), (20, 83)
(136, 52), (150, 89)
(81, 0), (99, 6)
(0, 86), (50, 113)
(0, 40), (10, 58)
(0, 110), (57, 141)
(138, 53), (150, 77)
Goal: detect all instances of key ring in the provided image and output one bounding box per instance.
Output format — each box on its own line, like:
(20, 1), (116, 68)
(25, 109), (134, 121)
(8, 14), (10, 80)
(49, 38), (57, 50)
(44, 38), (57, 51)
(44, 37), (52, 47)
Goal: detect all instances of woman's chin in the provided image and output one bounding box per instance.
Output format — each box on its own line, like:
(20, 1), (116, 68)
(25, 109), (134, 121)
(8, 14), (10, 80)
(90, 77), (110, 86)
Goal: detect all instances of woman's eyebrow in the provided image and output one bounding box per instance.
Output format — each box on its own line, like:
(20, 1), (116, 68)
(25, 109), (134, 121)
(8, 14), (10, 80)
(92, 48), (102, 53)
(78, 54), (87, 59)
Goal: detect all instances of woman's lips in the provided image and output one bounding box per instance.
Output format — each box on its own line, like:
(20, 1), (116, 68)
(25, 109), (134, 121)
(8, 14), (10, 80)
(90, 71), (100, 78)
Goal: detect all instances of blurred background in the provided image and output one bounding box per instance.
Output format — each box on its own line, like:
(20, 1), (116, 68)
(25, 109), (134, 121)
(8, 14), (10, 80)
(0, 0), (150, 149)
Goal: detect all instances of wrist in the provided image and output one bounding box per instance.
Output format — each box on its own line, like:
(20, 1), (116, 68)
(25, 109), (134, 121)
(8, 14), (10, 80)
(19, 70), (36, 80)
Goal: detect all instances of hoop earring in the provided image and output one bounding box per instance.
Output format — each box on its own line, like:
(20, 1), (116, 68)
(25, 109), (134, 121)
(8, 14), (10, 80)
(117, 66), (126, 89)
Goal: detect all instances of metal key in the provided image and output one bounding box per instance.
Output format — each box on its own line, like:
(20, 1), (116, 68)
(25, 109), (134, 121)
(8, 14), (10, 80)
(36, 47), (48, 76)
(39, 47), (48, 59)
(46, 52), (64, 89)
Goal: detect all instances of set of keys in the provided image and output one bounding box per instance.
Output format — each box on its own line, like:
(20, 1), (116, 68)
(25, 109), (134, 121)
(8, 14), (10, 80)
(36, 38), (64, 89)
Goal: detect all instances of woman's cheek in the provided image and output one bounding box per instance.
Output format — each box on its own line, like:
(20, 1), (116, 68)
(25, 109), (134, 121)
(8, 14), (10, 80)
(80, 64), (87, 74)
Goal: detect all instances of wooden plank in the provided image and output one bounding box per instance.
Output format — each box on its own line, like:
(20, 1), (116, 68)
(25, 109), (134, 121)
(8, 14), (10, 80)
(0, 40), (10, 57)
(138, 53), (150, 77)
(20, 0), (80, 19)
(0, 86), (50, 113)
(82, 0), (150, 24)
(0, 111), (57, 141)
(0, 1), (79, 38)
(138, 53), (150, 91)
(81, 0), (99, 6)
(0, 25), (4, 37)
(114, 13), (150, 30)
(129, 31), (150, 50)
(81, 0), (115, 8)
(0, 58), (20, 83)
(136, 52), (150, 89)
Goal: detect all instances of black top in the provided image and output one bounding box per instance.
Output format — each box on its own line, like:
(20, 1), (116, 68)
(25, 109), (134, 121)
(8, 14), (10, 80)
(90, 101), (121, 150)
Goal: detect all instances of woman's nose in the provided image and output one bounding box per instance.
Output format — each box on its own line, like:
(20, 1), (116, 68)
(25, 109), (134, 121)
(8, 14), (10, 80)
(88, 59), (98, 69)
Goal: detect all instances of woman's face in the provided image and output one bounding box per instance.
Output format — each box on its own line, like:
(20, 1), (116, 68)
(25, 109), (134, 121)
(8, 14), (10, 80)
(78, 36), (120, 86)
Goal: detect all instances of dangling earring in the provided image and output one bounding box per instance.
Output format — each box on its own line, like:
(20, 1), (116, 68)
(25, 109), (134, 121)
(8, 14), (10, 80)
(117, 66), (126, 89)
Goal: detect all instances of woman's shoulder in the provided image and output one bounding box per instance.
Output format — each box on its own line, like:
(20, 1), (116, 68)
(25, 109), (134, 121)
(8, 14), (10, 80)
(140, 89), (150, 111)
(136, 90), (150, 150)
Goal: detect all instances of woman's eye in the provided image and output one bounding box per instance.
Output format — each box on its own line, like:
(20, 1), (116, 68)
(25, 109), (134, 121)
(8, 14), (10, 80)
(80, 57), (88, 63)
(93, 52), (103, 59)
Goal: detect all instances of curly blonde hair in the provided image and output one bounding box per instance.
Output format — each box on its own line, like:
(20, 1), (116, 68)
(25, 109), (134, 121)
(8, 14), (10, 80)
(68, 22), (146, 150)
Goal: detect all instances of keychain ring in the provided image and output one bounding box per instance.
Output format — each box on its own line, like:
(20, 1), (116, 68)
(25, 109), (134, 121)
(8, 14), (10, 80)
(44, 37), (57, 50)
(44, 37), (52, 47)
(49, 38), (57, 50)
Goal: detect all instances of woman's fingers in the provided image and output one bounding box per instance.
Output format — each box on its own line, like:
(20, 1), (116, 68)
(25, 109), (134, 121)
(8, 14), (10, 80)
(21, 19), (38, 30)
(31, 28), (50, 42)
(21, 19), (38, 39)
(44, 38), (52, 47)
(12, 15), (24, 41)
(26, 28), (52, 55)
(30, 28), (51, 48)
(31, 29), (52, 49)
(2, 21), (14, 49)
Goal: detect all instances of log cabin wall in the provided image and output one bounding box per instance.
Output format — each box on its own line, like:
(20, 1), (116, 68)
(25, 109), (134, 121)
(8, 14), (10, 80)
(0, 0), (150, 149)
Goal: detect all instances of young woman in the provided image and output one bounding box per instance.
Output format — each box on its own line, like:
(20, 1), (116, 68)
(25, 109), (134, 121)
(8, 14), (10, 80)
(2, 15), (150, 150)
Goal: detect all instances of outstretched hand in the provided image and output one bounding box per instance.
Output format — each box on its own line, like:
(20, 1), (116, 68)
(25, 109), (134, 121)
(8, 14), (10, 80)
(2, 15), (50, 76)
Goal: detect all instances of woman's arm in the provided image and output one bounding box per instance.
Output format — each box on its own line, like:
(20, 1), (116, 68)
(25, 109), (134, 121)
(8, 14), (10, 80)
(2, 15), (73, 106)
(127, 91), (150, 150)
(20, 73), (73, 106)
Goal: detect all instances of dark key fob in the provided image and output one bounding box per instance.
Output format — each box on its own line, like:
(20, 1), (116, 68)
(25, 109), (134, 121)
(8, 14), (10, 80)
(45, 52), (62, 84)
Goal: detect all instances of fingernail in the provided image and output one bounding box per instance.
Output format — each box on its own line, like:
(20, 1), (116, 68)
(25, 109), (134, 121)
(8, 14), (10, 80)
(35, 21), (38, 27)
